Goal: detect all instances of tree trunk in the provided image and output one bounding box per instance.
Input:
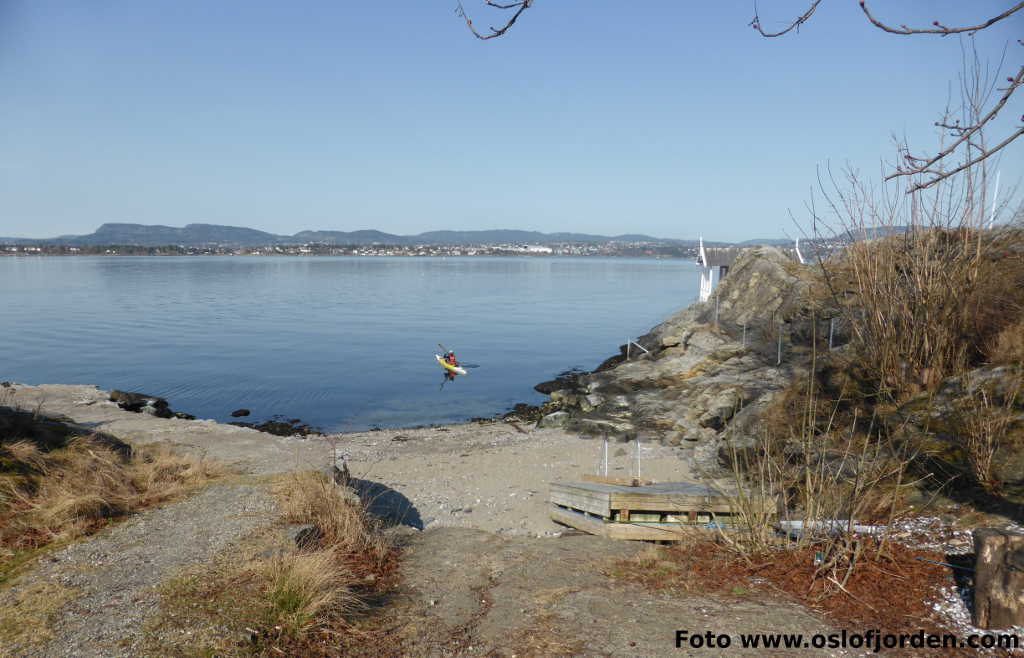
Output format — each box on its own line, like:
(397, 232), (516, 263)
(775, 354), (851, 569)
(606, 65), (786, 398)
(973, 528), (1024, 629)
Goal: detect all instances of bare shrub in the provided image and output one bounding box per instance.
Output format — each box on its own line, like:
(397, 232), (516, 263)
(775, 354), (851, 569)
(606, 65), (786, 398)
(959, 374), (1023, 494)
(720, 346), (918, 596)
(990, 317), (1024, 365)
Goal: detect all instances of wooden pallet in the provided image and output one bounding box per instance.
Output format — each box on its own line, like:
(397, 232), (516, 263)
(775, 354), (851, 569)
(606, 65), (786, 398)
(549, 480), (771, 541)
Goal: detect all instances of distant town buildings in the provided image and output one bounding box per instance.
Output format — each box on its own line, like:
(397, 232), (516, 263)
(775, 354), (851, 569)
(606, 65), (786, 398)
(0, 236), (845, 264)
(0, 241), (700, 259)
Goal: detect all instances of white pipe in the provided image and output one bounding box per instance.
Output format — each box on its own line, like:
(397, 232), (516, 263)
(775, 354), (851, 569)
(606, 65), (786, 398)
(988, 170), (1001, 229)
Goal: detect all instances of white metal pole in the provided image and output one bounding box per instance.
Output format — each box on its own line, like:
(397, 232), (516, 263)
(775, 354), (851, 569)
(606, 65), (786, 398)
(603, 438), (609, 476)
(988, 170), (1001, 229)
(635, 438), (640, 479)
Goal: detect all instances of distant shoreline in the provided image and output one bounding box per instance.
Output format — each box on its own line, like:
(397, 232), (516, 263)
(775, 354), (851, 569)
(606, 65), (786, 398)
(1, 245), (696, 259)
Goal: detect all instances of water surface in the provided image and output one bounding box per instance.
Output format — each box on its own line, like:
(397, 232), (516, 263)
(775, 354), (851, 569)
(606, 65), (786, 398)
(0, 256), (698, 431)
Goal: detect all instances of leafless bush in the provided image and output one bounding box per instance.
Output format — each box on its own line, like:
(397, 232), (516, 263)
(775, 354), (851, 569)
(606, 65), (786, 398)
(960, 374), (1022, 494)
(720, 348), (917, 593)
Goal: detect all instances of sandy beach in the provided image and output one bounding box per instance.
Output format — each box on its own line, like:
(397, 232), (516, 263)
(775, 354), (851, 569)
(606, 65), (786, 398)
(4, 383), (694, 536)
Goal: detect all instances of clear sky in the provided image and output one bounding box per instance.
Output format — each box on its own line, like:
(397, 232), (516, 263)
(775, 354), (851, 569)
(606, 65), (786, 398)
(1, 1), (1020, 241)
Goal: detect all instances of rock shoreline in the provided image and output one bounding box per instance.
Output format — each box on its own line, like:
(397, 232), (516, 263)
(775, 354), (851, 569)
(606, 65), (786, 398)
(532, 246), (813, 473)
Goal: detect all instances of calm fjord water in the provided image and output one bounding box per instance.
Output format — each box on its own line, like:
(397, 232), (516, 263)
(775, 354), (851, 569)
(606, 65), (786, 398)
(1, 256), (698, 431)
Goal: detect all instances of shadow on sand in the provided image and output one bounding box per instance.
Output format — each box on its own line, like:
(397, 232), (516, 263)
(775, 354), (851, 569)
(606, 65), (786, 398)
(349, 477), (424, 530)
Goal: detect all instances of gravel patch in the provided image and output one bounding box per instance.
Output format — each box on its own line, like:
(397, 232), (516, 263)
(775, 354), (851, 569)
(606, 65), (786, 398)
(1, 484), (275, 657)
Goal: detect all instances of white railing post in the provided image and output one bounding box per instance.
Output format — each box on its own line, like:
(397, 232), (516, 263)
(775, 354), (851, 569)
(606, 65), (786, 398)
(777, 324), (783, 366)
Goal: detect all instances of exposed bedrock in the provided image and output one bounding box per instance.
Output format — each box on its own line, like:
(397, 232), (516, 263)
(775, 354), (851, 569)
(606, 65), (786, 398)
(536, 247), (817, 474)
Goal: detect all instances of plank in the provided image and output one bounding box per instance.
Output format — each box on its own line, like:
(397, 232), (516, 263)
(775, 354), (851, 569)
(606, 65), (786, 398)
(604, 523), (704, 541)
(581, 474), (655, 487)
(550, 505), (609, 537)
(549, 484), (611, 516)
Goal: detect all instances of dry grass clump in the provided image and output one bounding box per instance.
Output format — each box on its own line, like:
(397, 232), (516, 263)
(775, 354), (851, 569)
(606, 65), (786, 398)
(258, 548), (362, 636)
(274, 470), (391, 567)
(0, 436), (222, 552)
(991, 318), (1024, 365)
(140, 471), (399, 655)
(245, 471), (398, 649)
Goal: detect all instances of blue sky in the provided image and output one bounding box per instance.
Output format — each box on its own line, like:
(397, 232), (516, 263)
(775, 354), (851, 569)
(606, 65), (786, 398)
(1, 1), (1020, 241)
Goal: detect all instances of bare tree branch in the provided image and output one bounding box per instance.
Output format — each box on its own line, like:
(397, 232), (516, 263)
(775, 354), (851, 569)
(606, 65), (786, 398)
(891, 56), (1023, 192)
(749, 1), (823, 38)
(456, 0), (533, 41)
(455, 2), (1022, 193)
(858, 1), (1024, 36)
(750, 2), (1024, 193)
(901, 125), (1024, 193)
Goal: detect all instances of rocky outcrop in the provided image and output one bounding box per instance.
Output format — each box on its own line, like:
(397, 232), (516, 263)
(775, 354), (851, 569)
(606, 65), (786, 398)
(108, 390), (195, 420)
(536, 247), (818, 473)
(229, 416), (321, 437)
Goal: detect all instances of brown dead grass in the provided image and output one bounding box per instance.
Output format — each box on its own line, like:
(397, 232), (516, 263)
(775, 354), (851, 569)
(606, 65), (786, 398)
(823, 226), (1024, 403)
(142, 473), (403, 657)
(611, 537), (975, 654)
(991, 318), (1024, 365)
(273, 470), (392, 575)
(0, 436), (223, 554)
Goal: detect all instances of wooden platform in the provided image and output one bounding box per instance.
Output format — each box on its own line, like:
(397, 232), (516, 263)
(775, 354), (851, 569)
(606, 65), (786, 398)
(549, 480), (770, 541)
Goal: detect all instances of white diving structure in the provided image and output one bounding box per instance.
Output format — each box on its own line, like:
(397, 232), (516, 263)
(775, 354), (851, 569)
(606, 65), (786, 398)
(696, 237), (807, 303)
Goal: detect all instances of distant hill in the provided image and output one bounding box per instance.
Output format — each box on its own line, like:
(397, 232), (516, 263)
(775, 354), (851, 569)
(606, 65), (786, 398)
(735, 238), (795, 246)
(1, 223), (702, 247)
(291, 229), (407, 245)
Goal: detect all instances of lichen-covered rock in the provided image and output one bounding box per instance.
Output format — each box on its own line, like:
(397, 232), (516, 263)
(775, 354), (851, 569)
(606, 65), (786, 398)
(538, 411), (570, 428)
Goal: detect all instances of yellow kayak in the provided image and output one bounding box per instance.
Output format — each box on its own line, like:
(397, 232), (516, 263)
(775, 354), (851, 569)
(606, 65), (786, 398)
(436, 354), (468, 376)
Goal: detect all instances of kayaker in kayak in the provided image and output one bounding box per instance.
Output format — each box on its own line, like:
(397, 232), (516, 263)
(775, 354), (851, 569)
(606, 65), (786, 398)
(444, 350), (459, 368)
